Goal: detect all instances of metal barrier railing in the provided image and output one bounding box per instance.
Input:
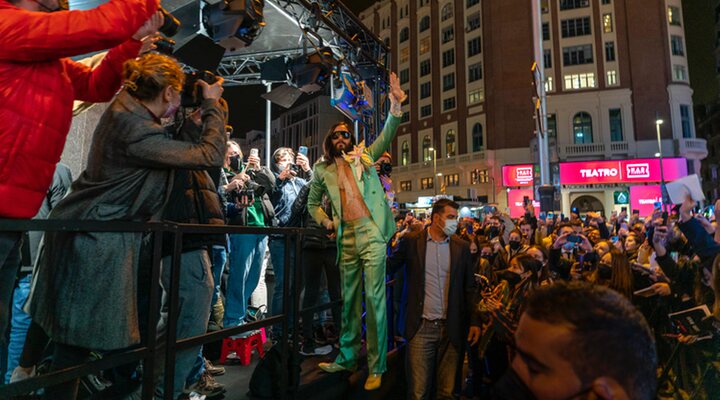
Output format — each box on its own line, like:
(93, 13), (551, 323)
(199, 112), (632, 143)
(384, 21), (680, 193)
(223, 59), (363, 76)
(0, 219), (377, 400)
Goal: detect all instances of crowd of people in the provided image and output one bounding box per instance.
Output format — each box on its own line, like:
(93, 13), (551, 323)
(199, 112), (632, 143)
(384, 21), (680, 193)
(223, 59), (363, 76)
(1, 1), (719, 400)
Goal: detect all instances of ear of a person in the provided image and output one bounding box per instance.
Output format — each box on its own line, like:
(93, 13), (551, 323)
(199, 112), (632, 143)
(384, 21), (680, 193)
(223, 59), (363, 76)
(590, 377), (630, 400)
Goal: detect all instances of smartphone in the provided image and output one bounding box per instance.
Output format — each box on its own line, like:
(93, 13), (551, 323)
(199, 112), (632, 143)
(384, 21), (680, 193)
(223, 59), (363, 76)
(632, 209), (639, 215)
(298, 146), (308, 156)
(539, 211), (546, 219)
(250, 148), (259, 157)
(654, 201), (662, 209)
(610, 236), (619, 243)
(621, 206), (627, 213)
(661, 211), (668, 226)
(567, 235), (582, 243)
(571, 207), (579, 214)
(523, 196), (530, 206)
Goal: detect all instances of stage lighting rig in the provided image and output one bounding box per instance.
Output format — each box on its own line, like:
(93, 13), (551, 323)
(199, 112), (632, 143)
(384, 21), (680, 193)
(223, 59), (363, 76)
(330, 68), (374, 121)
(202, 0), (265, 52)
(289, 46), (337, 93)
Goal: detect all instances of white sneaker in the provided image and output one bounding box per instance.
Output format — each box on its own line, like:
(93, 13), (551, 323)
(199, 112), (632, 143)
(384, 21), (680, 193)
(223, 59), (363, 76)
(187, 392), (207, 400)
(9, 366), (35, 383)
(314, 344), (333, 355)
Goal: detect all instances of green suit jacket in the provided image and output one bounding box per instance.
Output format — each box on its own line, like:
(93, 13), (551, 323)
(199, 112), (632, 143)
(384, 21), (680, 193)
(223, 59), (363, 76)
(308, 114), (400, 246)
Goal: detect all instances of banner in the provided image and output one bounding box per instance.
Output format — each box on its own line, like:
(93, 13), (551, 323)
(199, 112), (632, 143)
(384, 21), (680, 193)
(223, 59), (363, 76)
(559, 158), (687, 185)
(630, 185), (662, 217)
(502, 164), (534, 187)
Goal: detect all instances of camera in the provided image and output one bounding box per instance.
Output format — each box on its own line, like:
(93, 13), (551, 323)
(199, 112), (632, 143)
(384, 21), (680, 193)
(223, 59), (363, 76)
(230, 188), (255, 206)
(158, 7), (181, 37)
(182, 70), (219, 108)
(289, 164), (301, 174)
(154, 37), (176, 55)
(378, 162), (392, 176)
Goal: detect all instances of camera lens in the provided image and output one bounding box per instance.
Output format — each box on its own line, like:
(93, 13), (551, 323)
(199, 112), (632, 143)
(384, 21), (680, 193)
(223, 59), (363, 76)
(158, 7), (181, 37)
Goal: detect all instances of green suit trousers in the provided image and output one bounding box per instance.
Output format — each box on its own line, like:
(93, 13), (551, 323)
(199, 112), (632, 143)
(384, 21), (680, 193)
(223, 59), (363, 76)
(335, 217), (388, 374)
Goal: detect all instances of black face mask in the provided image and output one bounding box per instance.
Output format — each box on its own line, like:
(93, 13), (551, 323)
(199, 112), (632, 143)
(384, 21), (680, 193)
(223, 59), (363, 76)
(497, 269), (522, 286)
(229, 155), (241, 172)
(481, 254), (493, 261)
(487, 226), (500, 238)
(509, 240), (522, 251)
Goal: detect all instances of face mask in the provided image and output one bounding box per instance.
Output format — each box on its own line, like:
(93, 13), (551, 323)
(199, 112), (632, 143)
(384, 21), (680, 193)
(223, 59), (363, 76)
(497, 269), (522, 286)
(487, 226), (500, 237)
(229, 155), (241, 172)
(509, 240), (522, 251)
(443, 218), (458, 237)
(481, 254), (492, 261)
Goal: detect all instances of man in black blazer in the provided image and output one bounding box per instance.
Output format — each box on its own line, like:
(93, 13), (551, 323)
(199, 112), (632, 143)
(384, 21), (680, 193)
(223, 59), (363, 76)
(389, 198), (481, 399)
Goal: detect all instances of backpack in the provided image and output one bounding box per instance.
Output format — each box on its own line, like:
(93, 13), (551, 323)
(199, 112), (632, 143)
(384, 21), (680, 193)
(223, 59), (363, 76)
(248, 343), (301, 399)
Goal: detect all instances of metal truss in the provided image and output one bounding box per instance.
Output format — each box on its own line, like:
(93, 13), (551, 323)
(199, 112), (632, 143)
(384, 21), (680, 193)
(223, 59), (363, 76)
(218, 48), (304, 86)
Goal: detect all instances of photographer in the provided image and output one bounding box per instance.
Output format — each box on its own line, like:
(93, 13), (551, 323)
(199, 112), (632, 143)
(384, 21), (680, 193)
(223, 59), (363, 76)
(222, 148), (277, 332)
(0, 0), (162, 348)
(268, 147), (312, 324)
(24, 53), (226, 400)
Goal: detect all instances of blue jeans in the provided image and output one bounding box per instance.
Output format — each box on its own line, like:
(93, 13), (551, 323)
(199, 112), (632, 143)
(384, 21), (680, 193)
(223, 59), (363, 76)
(4, 274), (32, 383)
(224, 234), (268, 327)
(268, 237), (297, 318)
(406, 319), (461, 400)
(0, 232), (22, 344)
(157, 250), (213, 399)
(210, 245), (227, 308)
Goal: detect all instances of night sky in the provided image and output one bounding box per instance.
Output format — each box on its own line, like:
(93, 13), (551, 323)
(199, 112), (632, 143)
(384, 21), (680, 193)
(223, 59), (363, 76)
(227, 0), (378, 137)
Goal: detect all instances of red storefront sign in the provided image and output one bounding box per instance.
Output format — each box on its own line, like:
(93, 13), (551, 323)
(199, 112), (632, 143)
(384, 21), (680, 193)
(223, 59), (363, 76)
(559, 158), (687, 185)
(502, 164), (534, 187)
(630, 185), (662, 217)
(507, 189), (540, 218)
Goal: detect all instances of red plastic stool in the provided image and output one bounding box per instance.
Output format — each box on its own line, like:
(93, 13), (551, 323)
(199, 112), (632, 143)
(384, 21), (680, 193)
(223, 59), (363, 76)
(219, 328), (266, 365)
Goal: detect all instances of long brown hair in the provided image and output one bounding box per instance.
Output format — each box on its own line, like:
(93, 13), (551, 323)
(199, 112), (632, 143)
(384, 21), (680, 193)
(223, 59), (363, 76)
(607, 247), (634, 299)
(322, 121), (355, 165)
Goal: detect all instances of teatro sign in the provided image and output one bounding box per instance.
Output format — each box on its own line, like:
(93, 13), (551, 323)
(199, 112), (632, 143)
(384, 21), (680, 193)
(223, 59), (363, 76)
(502, 164), (534, 187)
(560, 158), (687, 185)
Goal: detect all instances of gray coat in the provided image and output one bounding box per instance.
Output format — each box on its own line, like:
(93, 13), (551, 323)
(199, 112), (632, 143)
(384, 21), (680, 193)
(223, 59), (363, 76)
(26, 91), (226, 350)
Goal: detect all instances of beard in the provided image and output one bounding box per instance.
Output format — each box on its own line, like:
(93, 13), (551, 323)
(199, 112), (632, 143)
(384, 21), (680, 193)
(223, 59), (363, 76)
(329, 141), (348, 159)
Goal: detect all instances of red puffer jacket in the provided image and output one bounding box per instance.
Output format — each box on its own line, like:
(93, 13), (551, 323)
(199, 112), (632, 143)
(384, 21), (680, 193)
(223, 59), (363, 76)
(0, 0), (158, 218)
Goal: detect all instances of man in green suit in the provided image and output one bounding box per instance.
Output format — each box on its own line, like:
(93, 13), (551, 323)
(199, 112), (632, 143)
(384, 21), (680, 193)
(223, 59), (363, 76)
(307, 72), (406, 391)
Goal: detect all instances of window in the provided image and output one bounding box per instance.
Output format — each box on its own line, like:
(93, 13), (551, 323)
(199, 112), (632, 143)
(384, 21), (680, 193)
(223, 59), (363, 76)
(420, 59), (431, 76)
(383, 37), (390, 47)
(560, 17), (591, 37)
(444, 173), (460, 187)
(399, 69), (409, 84)
(467, 12), (481, 31)
(420, 82), (431, 98)
(602, 13), (613, 33)
(468, 37), (481, 57)
(442, 26), (454, 44)
(472, 123), (483, 151)
(471, 169), (489, 184)
(399, 27), (409, 43)
(542, 22), (550, 41)
(443, 97), (456, 111)
(469, 89), (484, 104)
(467, 0), (480, 7)
(468, 62), (483, 82)
(605, 41), (615, 62)
(668, 6), (681, 26)
(673, 64), (687, 81)
(402, 112), (410, 123)
(680, 105), (693, 138)
(421, 104), (432, 117)
(573, 112), (593, 144)
(443, 73), (455, 91)
(547, 114), (556, 138)
(671, 35), (684, 56)
(559, 0), (589, 10)
(545, 76), (554, 92)
(400, 180), (412, 191)
(445, 129), (456, 157)
(602, 0), (611, 4)
(400, 47), (410, 63)
(401, 141), (410, 166)
(609, 108), (623, 142)
(419, 16), (430, 32)
(442, 49), (455, 67)
(421, 177), (434, 190)
(563, 44), (593, 66)
(419, 0), (430, 7)
(420, 37), (431, 54)
(441, 3), (453, 21)
(564, 73), (596, 89)
(543, 49), (552, 68)
(606, 70), (617, 86)
(422, 135), (432, 161)
(400, 5), (405, 19)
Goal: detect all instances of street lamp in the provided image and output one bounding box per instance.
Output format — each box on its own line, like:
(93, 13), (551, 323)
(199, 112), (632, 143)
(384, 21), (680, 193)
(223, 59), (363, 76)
(655, 117), (667, 211)
(429, 147), (438, 196)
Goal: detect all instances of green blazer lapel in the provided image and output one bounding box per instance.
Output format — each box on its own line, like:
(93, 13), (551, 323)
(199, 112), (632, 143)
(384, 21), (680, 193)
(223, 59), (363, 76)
(323, 163), (342, 218)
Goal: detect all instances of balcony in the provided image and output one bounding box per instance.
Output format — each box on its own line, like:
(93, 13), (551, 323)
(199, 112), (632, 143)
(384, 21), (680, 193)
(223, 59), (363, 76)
(560, 143), (605, 158)
(674, 138), (708, 160)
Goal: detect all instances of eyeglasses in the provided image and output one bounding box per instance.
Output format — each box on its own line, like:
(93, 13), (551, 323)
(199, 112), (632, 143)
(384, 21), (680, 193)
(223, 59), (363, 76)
(331, 131), (352, 140)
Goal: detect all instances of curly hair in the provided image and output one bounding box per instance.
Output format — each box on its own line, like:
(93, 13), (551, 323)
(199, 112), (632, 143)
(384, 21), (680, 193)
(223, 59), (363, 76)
(123, 53), (184, 101)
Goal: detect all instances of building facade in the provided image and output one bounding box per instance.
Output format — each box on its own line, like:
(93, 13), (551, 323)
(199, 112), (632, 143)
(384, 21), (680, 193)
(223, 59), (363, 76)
(358, 0), (708, 215)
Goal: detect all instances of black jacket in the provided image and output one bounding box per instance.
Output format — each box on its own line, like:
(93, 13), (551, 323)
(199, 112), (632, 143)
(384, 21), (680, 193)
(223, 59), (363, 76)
(388, 229), (480, 350)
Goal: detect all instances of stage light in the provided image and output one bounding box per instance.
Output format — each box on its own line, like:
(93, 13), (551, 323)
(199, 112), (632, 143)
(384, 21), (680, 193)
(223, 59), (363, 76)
(289, 47), (337, 93)
(330, 69), (374, 121)
(202, 0), (265, 52)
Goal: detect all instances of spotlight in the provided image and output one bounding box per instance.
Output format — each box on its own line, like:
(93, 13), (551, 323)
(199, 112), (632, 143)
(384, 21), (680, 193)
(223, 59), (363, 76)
(330, 69), (374, 121)
(202, 0), (265, 52)
(289, 47), (337, 93)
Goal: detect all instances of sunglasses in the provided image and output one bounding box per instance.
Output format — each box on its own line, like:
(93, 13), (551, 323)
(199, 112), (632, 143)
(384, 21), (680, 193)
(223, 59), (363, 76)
(331, 131), (352, 140)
